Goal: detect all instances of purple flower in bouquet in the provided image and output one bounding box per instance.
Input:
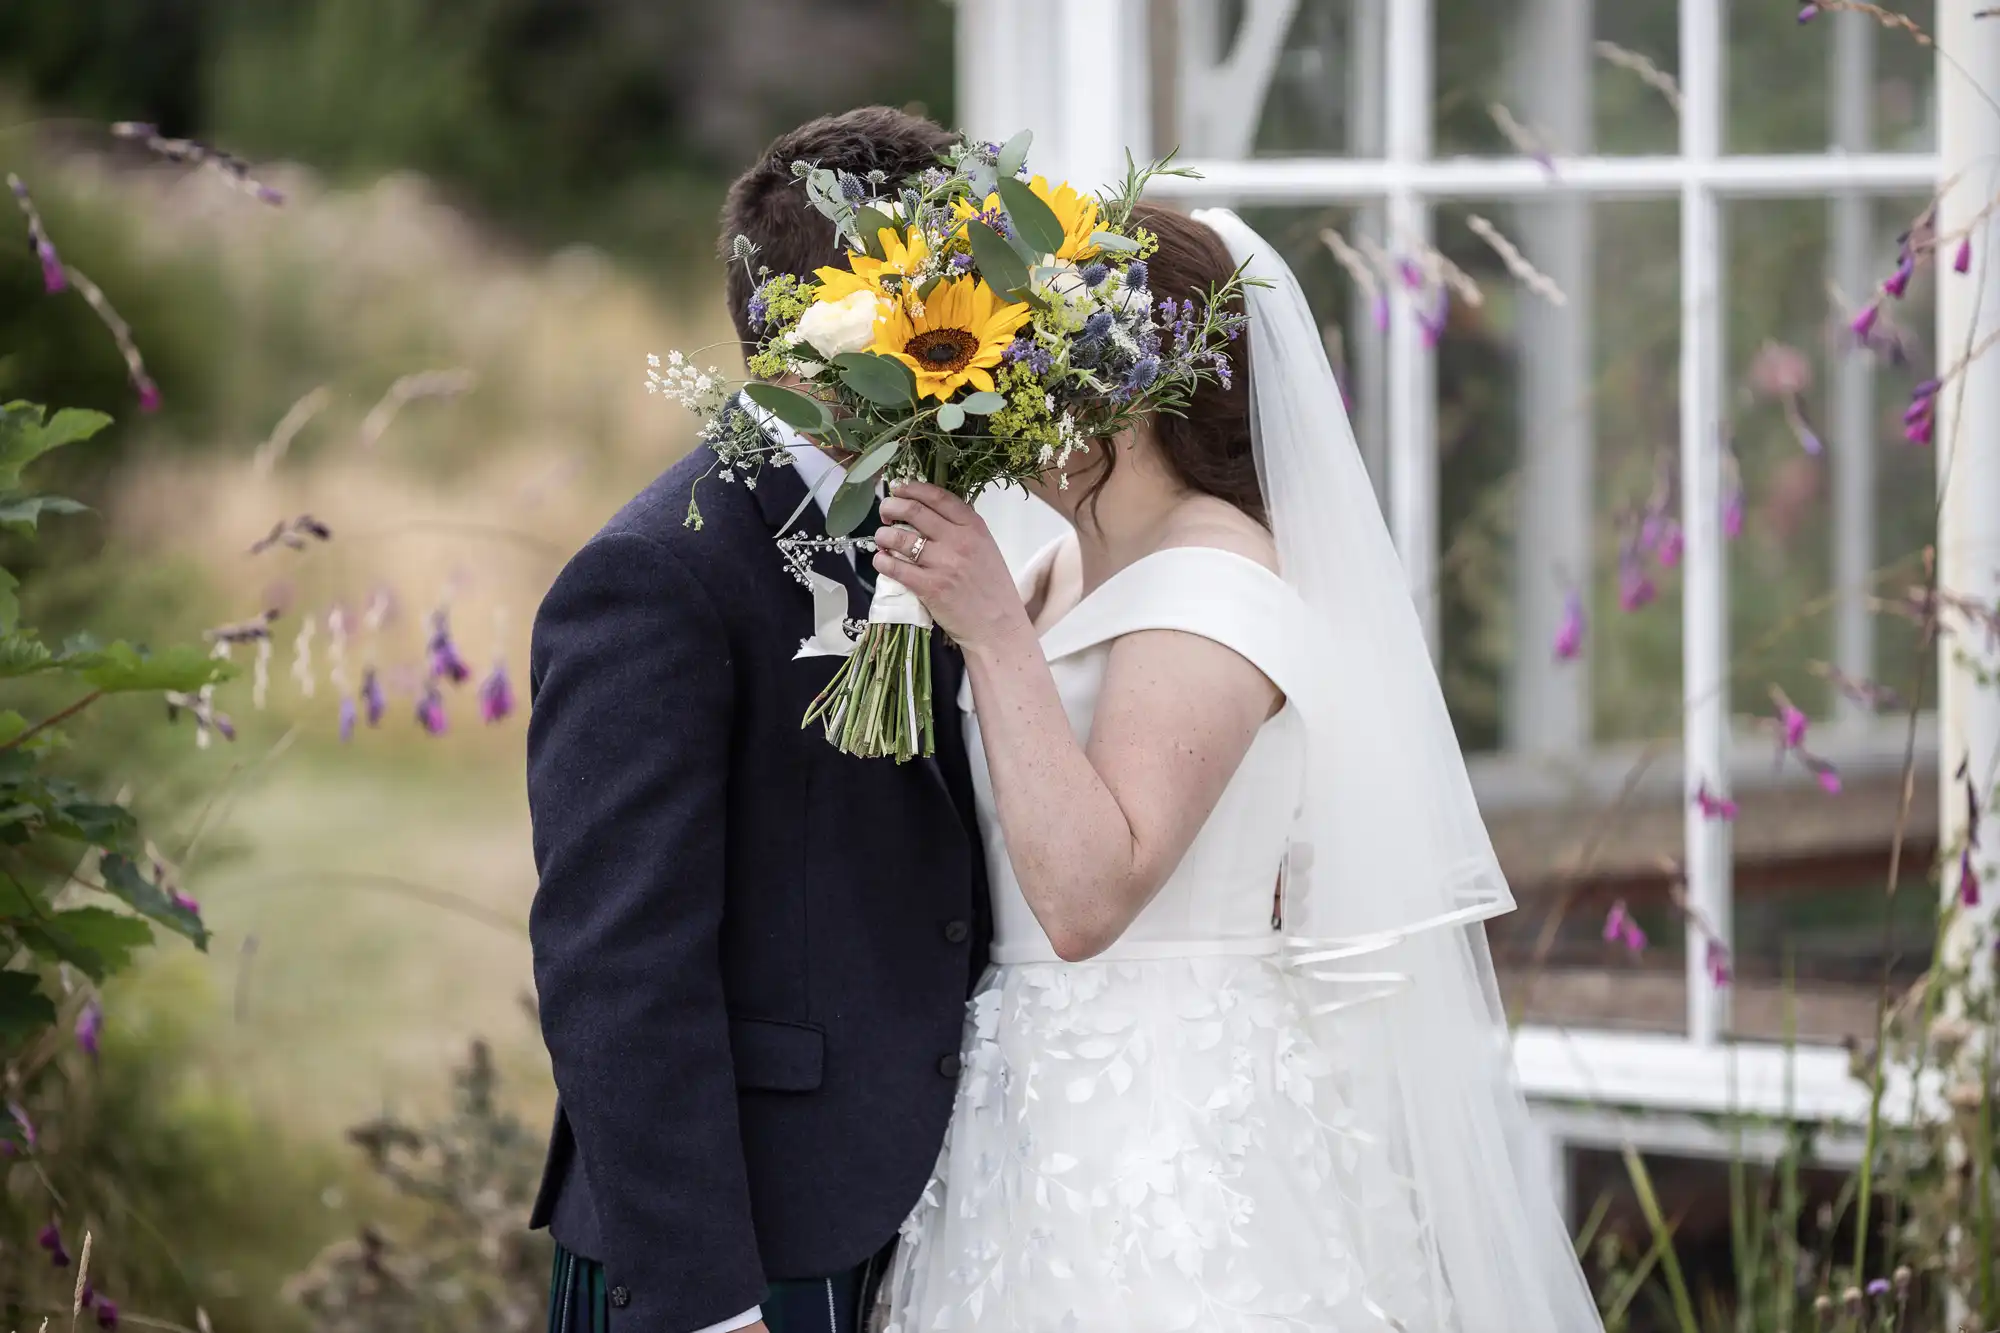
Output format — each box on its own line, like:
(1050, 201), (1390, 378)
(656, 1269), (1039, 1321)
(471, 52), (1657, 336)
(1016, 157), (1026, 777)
(479, 661), (515, 723)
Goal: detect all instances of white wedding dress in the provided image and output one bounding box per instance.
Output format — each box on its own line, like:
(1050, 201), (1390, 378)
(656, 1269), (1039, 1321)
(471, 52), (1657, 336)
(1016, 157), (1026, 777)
(878, 538), (1445, 1333)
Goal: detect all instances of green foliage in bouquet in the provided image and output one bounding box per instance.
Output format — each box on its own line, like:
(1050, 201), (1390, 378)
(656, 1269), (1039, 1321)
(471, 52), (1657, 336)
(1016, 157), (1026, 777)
(649, 131), (1254, 762)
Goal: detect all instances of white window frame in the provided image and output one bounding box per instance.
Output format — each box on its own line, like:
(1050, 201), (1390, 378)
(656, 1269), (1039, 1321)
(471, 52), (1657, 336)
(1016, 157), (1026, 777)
(959, 0), (1997, 1171)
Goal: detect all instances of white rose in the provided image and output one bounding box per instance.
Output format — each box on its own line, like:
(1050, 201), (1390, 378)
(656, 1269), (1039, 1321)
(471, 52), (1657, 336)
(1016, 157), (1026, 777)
(1030, 258), (1091, 308)
(794, 290), (882, 358)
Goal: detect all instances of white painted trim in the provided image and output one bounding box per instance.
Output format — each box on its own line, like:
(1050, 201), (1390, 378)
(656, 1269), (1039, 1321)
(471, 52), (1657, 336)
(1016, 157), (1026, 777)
(1144, 152), (1942, 203)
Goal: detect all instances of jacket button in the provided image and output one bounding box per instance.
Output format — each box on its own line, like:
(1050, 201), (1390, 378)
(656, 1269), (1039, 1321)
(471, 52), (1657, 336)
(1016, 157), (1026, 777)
(609, 1286), (631, 1309)
(943, 919), (970, 944)
(938, 1054), (962, 1078)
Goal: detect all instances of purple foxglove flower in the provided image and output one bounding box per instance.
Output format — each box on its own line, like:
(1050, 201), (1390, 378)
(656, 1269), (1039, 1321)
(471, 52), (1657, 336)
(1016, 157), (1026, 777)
(95, 1296), (118, 1330)
(1810, 756), (1842, 794)
(417, 685), (448, 736)
(478, 662), (515, 723)
(1618, 551), (1656, 612)
(1397, 257), (1425, 291)
(1850, 302), (1881, 341)
(1778, 702), (1809, 750)
(1418, 288), (1450, 349)
(1798, 3), (1820, 19)
(9, 1102), (35, 1152)
(37, 245), (64, 294)
(339, 695), (357, 743)
(1694, 784), (1738, 822)
(361, 668), (387, 726)
(137, 379), (162, 414)
(1705, 938), (1733, 987)
(1370, 292), (1390, 334)
(76, 998), (102, 1059)
(170, 890), (200, 917)
(1956, 236), (1974, 273)
(80, 1282), (96, 1311)
(38, 1222), (68, 1267)
(1602, 901), (1647, 954)
(1656, 521), (1685, 569)
(1723, 485), (1745, 540)
(1882, 254), (1915, 299)
(1553, 590), (1586, 662)
(1961, 845), (1981, 906)
(427, 612), (471, 684)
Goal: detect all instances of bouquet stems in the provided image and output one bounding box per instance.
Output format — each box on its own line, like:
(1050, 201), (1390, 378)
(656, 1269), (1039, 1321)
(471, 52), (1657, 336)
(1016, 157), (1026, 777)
(803, 622), (935, 762)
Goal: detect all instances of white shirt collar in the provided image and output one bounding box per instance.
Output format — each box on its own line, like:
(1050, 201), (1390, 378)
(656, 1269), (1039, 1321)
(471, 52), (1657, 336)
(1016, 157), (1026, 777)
(739, 389), (843, 518)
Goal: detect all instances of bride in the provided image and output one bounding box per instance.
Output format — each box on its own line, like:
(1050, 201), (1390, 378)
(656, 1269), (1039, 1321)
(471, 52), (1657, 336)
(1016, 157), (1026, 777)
(863, 205), (1602, 1332)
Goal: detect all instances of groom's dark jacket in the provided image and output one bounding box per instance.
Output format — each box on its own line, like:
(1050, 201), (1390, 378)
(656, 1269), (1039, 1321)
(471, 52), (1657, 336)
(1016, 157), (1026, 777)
(526, 443), (991, 1332)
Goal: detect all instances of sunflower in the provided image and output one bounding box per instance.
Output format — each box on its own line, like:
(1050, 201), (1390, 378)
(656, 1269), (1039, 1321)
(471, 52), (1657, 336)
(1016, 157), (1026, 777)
(870, 276), (1031, 401)
(814, 224), (931, 304)
(955, 174), (1102, 262)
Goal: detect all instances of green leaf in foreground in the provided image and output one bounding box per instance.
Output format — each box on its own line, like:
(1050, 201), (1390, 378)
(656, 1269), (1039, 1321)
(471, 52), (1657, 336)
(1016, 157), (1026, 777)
(959, 391), (1006, 415)
(825, 476), (881, 540)
(845, 435), (904, 487)
(994, 177), (1068, 260)
(99, 853), (208, 947)
(937, 402), (966, 432)
(744, 382), (834, 435)
(851, 206), (898, 257)
(17, 908), (155, 983)
(69, 642), (234, 693)
(0, 970), (55, 1048)
(0, 403), (113, 490)
(1088, 230), (1142, 254)
(832, 352), (916, 408)
(0, 495), (89, 536)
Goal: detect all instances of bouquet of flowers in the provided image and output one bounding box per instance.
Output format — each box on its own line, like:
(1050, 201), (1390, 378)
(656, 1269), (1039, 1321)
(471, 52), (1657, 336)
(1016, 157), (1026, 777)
(649, 131), (1251, 761)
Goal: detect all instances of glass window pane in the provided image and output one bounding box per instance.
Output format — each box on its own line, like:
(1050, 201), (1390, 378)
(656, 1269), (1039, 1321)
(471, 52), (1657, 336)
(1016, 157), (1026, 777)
(1593, 3), (1681, 156)
(1728, 0), (1938, 155)
(1157, 0), (1380, 161)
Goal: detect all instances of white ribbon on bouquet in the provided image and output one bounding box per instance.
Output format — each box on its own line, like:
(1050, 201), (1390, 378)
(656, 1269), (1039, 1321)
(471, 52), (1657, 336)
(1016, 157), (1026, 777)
(793, 568), (933, 660)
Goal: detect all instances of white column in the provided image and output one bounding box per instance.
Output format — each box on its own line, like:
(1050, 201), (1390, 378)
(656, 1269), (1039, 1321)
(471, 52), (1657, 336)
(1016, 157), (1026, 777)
(1056, 0), (1151, 187)
(1385, 0), (1439, 654)
(1829, 12), (1879, 734)
(1680, 0), (1732, 1044)
(1936, 6), (2000, 993)
(1507, 0), (1594, 755)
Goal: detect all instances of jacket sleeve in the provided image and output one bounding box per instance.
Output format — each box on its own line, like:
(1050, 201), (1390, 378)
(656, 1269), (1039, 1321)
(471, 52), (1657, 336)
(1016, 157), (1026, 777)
(527, 529), (764, 1331)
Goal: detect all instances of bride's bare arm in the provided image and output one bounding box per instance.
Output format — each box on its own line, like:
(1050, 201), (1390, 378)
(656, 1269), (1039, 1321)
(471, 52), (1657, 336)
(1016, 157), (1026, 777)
(876, 483), (1278, 961)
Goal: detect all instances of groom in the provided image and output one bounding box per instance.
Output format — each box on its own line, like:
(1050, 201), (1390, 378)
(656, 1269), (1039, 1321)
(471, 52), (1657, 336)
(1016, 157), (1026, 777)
(527, 107), (990, 1333)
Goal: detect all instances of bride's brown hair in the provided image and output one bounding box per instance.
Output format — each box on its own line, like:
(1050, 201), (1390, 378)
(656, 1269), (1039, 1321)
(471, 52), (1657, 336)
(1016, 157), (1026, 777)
(1082, 202), (1264, 525)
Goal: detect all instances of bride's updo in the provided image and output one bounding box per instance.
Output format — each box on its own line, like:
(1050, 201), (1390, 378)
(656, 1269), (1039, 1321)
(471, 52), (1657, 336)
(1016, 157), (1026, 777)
(1095, 203), (1264, 524)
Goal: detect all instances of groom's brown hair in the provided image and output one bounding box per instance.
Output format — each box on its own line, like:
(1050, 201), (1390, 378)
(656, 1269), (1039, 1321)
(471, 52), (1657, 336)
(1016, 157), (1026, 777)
(720, 106), (956, 353)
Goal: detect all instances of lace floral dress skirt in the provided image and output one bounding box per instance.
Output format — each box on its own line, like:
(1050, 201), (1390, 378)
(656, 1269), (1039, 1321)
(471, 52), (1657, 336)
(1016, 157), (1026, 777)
(876, 954), (1446, 1333)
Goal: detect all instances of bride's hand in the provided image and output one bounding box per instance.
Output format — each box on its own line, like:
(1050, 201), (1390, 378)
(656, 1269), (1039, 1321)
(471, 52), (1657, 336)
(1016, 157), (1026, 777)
(874, 481), (1034, 655)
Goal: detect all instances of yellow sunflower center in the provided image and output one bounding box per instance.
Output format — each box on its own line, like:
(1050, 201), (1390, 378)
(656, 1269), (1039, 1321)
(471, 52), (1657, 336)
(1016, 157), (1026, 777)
(906, 328), (981, 373)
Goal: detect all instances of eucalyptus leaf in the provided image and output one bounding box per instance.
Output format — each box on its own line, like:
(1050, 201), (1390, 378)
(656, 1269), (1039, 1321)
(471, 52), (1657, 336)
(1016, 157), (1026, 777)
(968, 159), (998, 202)
(966, 221), (1030, 300)
(937, 402), (966, 432)
(846, 435), (904, 486)
(832, 352), (916, 407)
(995, 177), (1067, 260)
(1088, 230), (1142, 254)
(851, 206), (898, 259)
(959, 391), (1007, 415)
(994, 129), (1034, 179)
(744, 383), (834, 434)
(825, 477), (881, 539)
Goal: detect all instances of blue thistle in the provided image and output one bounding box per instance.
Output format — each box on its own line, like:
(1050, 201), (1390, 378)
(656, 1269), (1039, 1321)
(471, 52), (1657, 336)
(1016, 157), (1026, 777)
(1082, 311), (1115, 340)
(838, 173), (867, 204)
(1125, 260), (1148, 289)
(1080, 262), (1109, 288)
(1121, 357), (1161, 395)
(1071, 337), (1106, 369)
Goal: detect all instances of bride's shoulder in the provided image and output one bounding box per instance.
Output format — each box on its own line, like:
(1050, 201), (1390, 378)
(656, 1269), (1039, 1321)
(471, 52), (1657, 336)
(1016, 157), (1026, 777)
(1156, 497), (1279, 575)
